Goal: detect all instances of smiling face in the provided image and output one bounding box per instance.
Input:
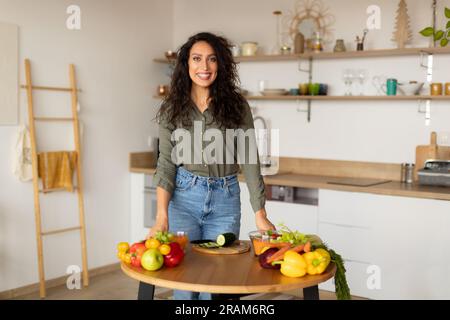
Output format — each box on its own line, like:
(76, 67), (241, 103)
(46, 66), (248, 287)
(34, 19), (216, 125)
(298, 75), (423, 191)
(188, 41), (218, 89)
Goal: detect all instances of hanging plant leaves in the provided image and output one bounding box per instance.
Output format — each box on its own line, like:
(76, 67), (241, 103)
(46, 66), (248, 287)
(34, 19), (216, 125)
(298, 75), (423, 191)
(446, 21), (450, 30)
(434, 30), (445, 41)
(419, 27), (435, 37)
(441, 38), (449, 47)
(445, 7), (450, 19)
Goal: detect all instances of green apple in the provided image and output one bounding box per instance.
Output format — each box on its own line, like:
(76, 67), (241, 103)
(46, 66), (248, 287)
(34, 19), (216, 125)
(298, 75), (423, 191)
(140, 248), (164, 271)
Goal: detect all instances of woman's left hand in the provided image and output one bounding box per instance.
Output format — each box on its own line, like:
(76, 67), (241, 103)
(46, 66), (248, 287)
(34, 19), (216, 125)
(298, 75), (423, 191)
(255, 208), (276, 231)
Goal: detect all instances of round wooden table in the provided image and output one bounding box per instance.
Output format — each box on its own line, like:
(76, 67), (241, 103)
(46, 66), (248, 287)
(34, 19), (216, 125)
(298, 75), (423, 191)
(121, 241), (336, 300)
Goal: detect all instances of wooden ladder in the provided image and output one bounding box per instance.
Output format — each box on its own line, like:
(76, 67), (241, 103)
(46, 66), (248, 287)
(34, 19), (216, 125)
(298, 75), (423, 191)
(22, 59), (89, 298)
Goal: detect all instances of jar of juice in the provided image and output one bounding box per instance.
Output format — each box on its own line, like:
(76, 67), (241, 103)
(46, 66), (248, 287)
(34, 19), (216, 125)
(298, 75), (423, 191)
(174, 231), (189, 250)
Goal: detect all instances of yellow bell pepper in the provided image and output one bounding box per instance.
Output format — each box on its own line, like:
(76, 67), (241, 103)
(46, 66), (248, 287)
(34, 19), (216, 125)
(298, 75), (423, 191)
(274, 251), (307, 278)
(303, 248), (331, 275)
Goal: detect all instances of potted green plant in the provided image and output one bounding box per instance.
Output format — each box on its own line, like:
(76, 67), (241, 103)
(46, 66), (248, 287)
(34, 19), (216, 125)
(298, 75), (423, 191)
(419, 7), (450, 47)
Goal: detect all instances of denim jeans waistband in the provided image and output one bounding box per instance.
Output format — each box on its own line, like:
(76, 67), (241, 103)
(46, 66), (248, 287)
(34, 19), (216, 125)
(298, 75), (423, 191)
(176, 166), (237, 187)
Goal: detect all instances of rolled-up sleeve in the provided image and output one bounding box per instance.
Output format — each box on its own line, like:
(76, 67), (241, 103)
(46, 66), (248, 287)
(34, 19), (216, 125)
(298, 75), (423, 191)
(152, 116), (177, 194)
(239, 103), (266, 213)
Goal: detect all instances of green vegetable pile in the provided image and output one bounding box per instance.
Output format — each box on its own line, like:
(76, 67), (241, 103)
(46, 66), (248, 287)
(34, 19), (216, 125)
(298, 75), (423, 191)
(155, 231), (174, 244)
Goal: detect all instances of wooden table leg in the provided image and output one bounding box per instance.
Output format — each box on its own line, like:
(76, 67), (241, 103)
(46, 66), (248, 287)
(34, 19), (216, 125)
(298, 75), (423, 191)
(303, 285), (320, 300)
(137, 282), (155, 300)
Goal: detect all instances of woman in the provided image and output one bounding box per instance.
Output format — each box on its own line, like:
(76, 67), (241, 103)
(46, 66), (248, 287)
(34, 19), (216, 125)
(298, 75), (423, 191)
(148, 32), (275, 300)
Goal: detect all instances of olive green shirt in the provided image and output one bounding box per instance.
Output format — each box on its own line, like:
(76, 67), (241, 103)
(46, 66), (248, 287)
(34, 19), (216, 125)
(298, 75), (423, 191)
(152, 101), (266, 212)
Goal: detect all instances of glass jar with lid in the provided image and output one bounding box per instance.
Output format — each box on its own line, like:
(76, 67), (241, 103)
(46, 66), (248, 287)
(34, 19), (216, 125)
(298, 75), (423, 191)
(312, 31), (323, 52)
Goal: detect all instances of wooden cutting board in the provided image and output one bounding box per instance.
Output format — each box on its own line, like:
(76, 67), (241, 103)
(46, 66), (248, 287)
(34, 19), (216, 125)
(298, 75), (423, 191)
(191, 241), (250, 255)
(415, 132), (438, 180)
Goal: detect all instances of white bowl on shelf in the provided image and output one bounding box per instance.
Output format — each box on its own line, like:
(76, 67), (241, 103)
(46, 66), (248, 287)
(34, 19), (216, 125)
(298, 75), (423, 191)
(398, 82), (424, 96)
(260, 89), (288, 96)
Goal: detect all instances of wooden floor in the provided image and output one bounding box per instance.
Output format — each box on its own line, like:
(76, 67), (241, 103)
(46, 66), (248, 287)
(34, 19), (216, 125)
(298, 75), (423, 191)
(12, 268), (366, 300)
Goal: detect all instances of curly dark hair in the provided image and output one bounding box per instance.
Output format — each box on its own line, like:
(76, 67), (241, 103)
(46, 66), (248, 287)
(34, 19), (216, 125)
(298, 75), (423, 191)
(157, 32), (246, 129)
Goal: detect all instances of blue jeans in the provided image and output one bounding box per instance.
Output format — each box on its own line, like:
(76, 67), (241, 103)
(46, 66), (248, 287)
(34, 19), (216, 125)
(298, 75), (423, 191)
(168, 166), (241, 300)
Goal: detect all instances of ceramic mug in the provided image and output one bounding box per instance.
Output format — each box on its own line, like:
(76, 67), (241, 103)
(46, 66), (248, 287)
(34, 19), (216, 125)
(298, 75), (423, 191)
(298, 83), (309, 95)
(289, 88), (300, 96)
(385, 78), (398, 96)
(231, 45), (240, 57)
(308, 83), (320, 96)
(445, 83), (450, 96)
(319, 84), (328, 95)
(241, 42), (258, 56)
(431, 83), (443, 96)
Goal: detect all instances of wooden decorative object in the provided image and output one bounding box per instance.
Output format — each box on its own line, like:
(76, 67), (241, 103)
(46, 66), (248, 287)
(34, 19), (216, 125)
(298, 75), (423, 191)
(285, 0), (335, 46)
(392, 0), (413, 48)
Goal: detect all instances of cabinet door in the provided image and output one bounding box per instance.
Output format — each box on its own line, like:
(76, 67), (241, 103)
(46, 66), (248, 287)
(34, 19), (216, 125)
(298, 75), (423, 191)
(370, 195), (450, 299)
(319, 189), (450, 299)
(319, 260), (373, 299)
(319, 189), (376, 227)
(130, 174), (155, 243)
(265, 201), (318, 235)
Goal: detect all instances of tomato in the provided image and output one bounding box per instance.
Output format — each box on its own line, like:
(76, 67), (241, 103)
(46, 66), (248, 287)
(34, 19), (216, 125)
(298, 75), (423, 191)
(117, 242), (129, 253)
(130, 242), (146, 254)
(145, 238), (161, 249)
(159, 244), (171, 255)
(123, 253), (132, 264)
(117, 251), (124, 260)
(130, 254), (142, 268)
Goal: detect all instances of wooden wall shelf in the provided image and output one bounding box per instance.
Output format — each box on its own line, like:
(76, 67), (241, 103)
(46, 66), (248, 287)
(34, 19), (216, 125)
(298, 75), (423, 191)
(153, 47), (450, 64)
(153, 95), (450, 101)
(245, 95), (450, 101)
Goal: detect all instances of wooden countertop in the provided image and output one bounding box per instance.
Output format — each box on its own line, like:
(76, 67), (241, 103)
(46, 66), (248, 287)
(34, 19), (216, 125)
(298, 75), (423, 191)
(259, 173), (450, 201)
(129, 152), (450, 201)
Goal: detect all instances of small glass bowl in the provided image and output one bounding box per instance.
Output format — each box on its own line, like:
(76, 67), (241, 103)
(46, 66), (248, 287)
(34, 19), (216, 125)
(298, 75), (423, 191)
(248, 230), (289, 256)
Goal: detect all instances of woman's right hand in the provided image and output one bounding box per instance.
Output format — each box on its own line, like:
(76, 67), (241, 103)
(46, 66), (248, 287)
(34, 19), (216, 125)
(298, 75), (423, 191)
(146, 215), (169, 239)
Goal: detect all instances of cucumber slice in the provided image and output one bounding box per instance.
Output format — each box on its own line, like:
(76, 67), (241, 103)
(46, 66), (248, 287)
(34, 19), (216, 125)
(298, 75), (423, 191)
(198, 242), (220, 248)
(216, 233), (236, 247)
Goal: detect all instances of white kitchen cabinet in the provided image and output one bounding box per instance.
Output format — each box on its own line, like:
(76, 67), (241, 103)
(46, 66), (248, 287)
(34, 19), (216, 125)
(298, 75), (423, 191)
(319, 260), (373, 298)
(265, 200), (318, 235)
(318, 189), (450, 299)
(130, 173), (156, 243)
(369, 195), (450, 300)
(239, 182), (319, 239)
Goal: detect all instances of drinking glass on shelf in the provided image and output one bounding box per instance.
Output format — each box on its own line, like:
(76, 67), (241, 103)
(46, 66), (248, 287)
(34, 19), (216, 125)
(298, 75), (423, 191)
(258, 80), (268, 95)
(342, 69), (355, 96)
(356, 69), (368, 95)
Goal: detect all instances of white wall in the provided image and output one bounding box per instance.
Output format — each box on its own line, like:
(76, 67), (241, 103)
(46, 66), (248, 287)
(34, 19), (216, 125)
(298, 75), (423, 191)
(0, 0), (173, 292)
(173, 0), (450, 163)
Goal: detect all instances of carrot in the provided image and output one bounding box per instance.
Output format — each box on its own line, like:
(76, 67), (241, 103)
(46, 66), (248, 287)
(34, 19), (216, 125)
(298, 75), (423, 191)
(266, 245), (291, 263)
(288, 244), (305, 253)
(303, 241), (311, 253)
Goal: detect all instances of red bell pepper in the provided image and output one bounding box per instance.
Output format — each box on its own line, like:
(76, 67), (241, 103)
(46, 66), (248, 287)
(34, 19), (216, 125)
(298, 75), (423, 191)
(163, 242), (184, 267)
(130, 241), (146, 268)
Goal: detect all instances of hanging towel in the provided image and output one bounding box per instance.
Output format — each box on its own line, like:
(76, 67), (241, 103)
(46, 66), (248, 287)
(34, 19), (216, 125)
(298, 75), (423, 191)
(37, 151), (77, 192)
(12, 125), (33, 182)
